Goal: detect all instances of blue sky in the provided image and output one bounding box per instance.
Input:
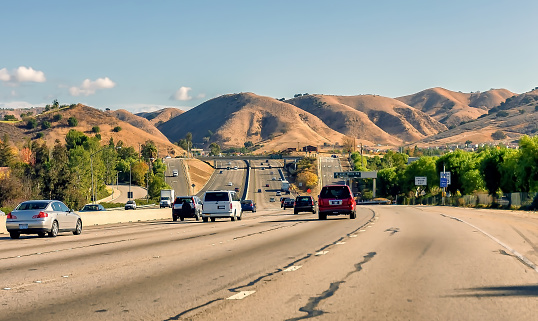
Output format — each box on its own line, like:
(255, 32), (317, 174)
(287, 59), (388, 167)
(1, 0), (537, 113)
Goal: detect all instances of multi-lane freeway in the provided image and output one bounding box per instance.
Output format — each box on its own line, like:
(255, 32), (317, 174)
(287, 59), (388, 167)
(1, 204), (537, 321)
(2, 156), (537, 320)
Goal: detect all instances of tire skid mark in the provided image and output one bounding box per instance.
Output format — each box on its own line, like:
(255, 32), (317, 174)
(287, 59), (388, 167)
(286, 252), (377, 321)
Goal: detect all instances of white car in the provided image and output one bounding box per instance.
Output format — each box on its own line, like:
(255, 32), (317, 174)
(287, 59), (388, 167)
(172, 170), (179, 177)
(227, 182), (233, 186)
(202, 191), (242, 222)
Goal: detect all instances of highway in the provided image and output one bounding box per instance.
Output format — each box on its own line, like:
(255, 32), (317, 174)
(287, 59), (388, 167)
(163, 158), (190, 197)
(320, 156), (345, 186)
(1, 205), (537, 320)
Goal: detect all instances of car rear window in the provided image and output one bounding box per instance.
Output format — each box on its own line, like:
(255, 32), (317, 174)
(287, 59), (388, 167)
(16, 202), (49, 210)
(320, 186), (351, 199)
(84, 205), (99, 211)
(204, 192), (230, 202)
(241, 200), (253, 204)
(296, 196), (311, 202)
(175, 197), (193, 203)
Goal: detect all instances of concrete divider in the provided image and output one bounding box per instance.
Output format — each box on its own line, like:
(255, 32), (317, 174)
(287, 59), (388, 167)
(0, 208), (173, 235)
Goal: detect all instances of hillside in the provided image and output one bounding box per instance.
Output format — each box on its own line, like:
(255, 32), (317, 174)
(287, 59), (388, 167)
(13, 104), (184, 157)
(108, 109), (169, 140)
(396, 87), (514, 127)
(287, 94), (446, 145)
(158, 93), (345, 151)
(135, 108), (184, 126)
(415, 89), (538, 146)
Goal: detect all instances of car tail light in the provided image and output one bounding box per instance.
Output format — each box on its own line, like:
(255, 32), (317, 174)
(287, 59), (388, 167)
(7, 213), (16, 219)
(230, 203), (233, 210)
(32, 211), (48, 218)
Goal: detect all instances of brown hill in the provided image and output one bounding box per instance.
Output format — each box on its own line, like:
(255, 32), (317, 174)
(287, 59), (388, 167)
(18, 104), (184, 157)
(158, 93), (345, 151)
(396, 87), (514, 127)
(108, 109), (169, 140)
(135, 108), (184, 126)
(414, 89), (538, 146)
(287, 94), (446, 145)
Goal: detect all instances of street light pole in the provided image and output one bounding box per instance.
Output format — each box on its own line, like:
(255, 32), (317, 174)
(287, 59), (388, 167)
(129, 162), (132, 200)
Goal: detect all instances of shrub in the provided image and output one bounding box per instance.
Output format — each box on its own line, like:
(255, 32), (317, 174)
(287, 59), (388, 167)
(496, 111), (509, 117)
(26, 118), (37, 129)
(41, 121), (51, 130)
(52, 114), (62, 122)
(491, 130), (506, 140)
(3, 115), (17, 121)
(113, 126), (122, 132)
(35, 132), (44, 139)
(92, 126), (100, 133)
(67, 117), (78, 127)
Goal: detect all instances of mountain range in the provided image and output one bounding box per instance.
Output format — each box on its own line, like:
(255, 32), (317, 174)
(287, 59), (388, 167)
(1, 87), (537, 154)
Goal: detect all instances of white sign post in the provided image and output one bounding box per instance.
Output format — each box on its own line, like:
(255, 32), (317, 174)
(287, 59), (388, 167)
(415, 176), (427, 186)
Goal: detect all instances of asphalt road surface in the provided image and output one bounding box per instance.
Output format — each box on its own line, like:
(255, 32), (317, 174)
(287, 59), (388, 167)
(164, 158), (190, 197)
(320, 156), (345, 186)
(1, 205), (537, 321)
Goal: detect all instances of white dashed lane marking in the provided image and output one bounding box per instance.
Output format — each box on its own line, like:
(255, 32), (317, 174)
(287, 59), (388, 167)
(315, 251), (329, 256)
(336, 242), (346, 245)
(283, 265), (302, 272)
(227, 291), (256, 300)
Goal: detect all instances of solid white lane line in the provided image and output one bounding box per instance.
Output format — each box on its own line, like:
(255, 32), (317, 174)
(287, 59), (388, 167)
(227, 291), (256, 300)
(336, 242), (346, 245)
(442, 213), (538, 273)
(283, 266), (302, 272)
(315, 251), (329, 256)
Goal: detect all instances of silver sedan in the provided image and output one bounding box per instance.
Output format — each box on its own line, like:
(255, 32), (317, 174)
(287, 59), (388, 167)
(6, 200), (82, 239)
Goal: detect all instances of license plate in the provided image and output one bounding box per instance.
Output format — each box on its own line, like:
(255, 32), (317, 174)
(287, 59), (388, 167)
(330, 200), (342, 205)
(217, 206), (225, 209)
(19, 224), (28, 229)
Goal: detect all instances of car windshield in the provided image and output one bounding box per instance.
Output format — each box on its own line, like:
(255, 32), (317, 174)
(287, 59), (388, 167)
(320, 186), (351, 199)
(205, 192), (229, 202)
(16, 202), (49, 210)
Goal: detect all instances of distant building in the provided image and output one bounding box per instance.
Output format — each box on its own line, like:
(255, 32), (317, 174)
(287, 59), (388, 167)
(303, 145), (318, 152)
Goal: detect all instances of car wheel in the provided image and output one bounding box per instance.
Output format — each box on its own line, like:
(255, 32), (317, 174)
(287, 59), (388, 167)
(350, 211), (356, 219)
(203, 217), (208, 222)
(211, 217), (216, 222)
(237, 211), (242, 221)
(180, 217), (185, 221)
(294, 210), (298, 214)
(73, 219), (82, 235)
(173, 215), (178, 222)
(48, 220), (59, 237)
(231, 213), (236, 221)
(318, 212), (327, 220)
(195, 214), (200, 221)
(312, 210), (316, 214)
(9, 231), (20, 239)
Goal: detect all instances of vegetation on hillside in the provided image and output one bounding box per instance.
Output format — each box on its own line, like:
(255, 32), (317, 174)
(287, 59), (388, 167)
(0, 131), (169, 211)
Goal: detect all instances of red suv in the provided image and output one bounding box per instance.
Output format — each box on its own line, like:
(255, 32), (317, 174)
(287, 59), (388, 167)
(318, 185), (356, 220)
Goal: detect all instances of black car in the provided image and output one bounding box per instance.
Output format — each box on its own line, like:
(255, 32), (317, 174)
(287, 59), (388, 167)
(282, 198), (295, 209)
(294, 195), (316, 214)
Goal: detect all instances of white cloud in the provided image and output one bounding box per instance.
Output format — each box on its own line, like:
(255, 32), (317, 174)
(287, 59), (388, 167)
(0, 68), (10, 81)
(171, 86), (192, 101)
(13, 66), (46, 82)
(0, 101), (46, 109)
(69, 77), (116, 96)
(107, 103), (189, 114)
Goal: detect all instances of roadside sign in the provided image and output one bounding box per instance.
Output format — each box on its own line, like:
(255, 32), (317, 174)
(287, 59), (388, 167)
(334, 171), (377, 179)
(415, 176), (427, 186)
(440, 172), (451, 185)
(440, 178), (448, 188)
(127, 191), (133, 199)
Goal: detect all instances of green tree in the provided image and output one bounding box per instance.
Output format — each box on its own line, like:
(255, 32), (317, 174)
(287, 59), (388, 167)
(68, 117), (78, 127)
(402, 156), (438, 194)
(3, 114), (17, 121)
(65, 130), (91, 150)
(141, 140), (158, 160)
(41, 121), (51, 130)
(244, 141), (254, 148)
(491, 130), (506, 140)
(515, 135), (538, 192)
(209, 142), (221, 156)
(26, 118), (38, 129)
(0, 134), (15, 167)
(92, 126), (100, 133)
(52, 114), (62, 122)
(113, 126), (122, 132)
(52, 99), (59, 109)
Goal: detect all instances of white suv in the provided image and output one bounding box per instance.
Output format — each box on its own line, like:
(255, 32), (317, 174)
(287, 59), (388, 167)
(202, 190), (242, 222)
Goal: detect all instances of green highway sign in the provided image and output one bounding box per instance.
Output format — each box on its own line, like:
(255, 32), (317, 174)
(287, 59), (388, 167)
(334, 171), (377, 179)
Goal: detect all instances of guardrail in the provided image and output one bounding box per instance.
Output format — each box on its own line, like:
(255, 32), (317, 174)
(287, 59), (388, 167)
(242, 160), (250, 200)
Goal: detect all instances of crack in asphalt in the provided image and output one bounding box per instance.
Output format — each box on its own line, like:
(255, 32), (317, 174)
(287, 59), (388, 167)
(286, 252), (377, 321)
(163, 298), (224, 320)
